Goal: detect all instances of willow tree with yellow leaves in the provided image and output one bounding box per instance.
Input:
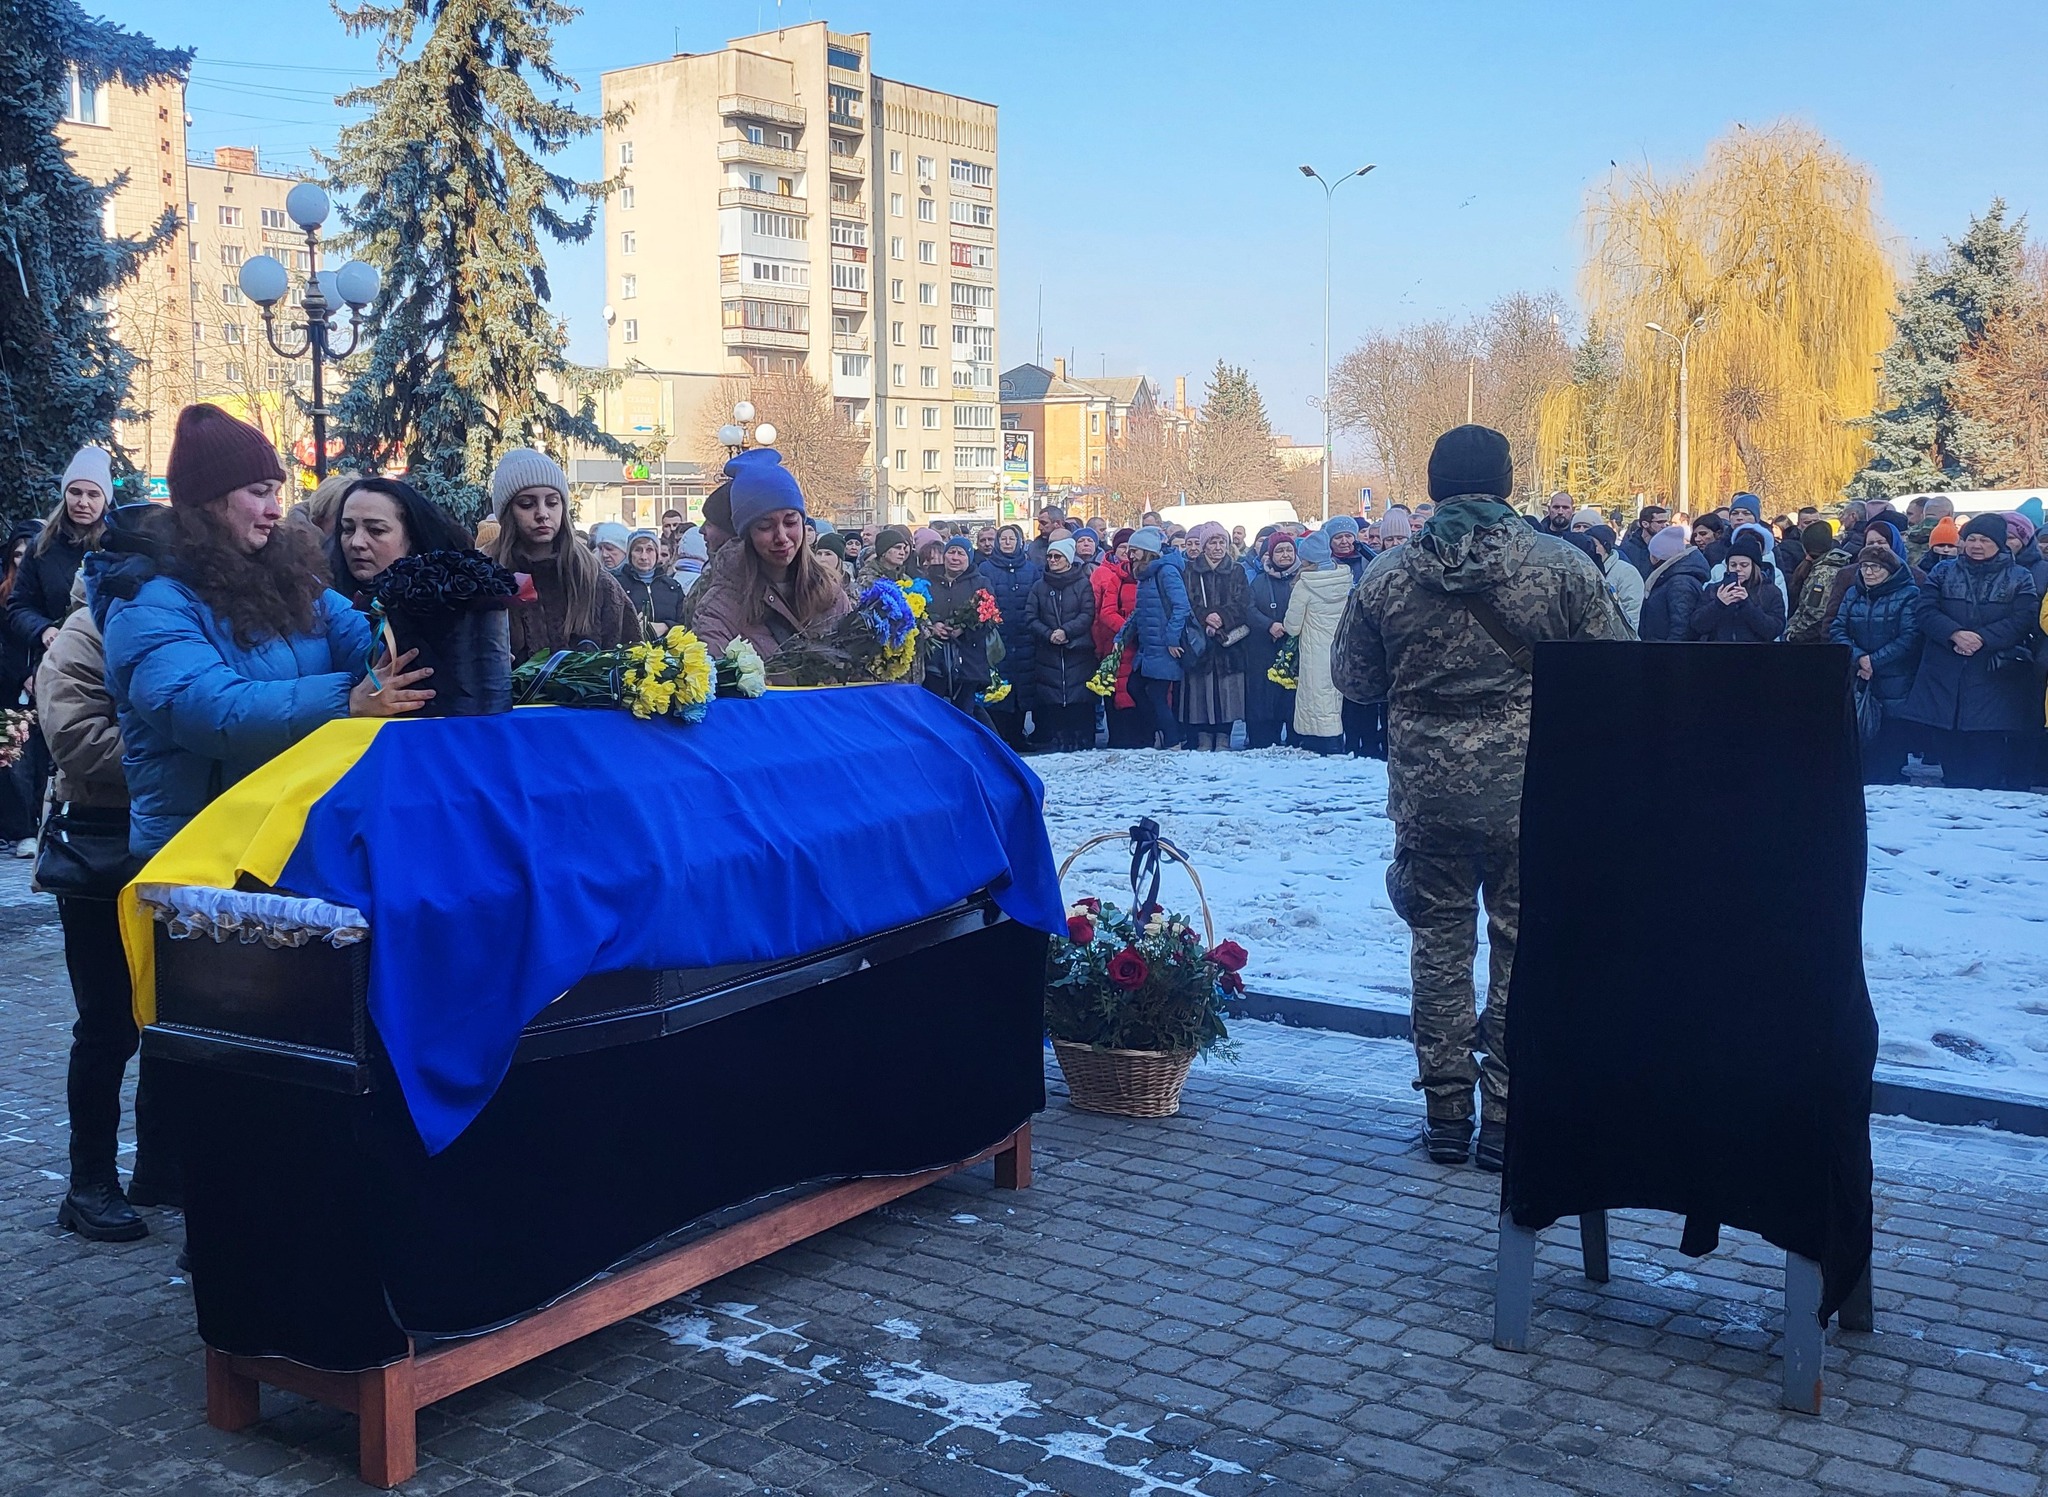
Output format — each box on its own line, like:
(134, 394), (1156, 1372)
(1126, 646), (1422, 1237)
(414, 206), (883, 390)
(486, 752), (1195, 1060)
(1539, 124), (1895, 512)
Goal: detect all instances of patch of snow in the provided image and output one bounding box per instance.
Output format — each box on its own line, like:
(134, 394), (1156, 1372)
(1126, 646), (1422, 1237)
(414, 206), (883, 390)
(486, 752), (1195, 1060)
(732, 1392), (775, 1408)
(949, 1213), (980, 1225)
(647, 1300), (838, 1383)
(877, 1318), (922, 1340)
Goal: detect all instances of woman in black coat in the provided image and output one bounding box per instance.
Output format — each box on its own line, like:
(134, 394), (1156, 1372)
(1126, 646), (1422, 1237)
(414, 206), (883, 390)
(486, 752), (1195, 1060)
(1688, 534), (1785, 643)
(1180, 523), (1250, 750)
(1243, 532), (1299, 748)
(1025, 539), (1098, 750)
(1895, 513), (2042, 790)
(1827, 543), (1924, 784)
(1639, 540), (1710, 642)
(6, 447), (111, 673)
(923, 537), (994, 720)
(977, 525), (1040, 751)
(614, 530), (688, 631)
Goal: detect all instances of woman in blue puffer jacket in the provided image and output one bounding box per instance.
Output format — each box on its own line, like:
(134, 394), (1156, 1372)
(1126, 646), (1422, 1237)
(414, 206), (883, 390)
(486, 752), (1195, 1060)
(100, 405), (435, 856)
(1827, 541), (1924, 784)
(1123, 525), (1193, 749)
(977, 524), (1041, 751)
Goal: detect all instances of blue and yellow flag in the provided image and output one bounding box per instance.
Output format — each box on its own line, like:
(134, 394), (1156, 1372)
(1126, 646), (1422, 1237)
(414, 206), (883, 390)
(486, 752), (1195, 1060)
(122, 688), (1064, 1154)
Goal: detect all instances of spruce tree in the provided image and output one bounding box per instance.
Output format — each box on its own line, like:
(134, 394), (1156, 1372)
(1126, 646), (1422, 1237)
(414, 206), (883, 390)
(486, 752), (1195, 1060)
(0, 0), (188, 525)
(1851, 200), (2029, 499)
(327, 0), (628, 523)
(1189, 361), (1283, 503)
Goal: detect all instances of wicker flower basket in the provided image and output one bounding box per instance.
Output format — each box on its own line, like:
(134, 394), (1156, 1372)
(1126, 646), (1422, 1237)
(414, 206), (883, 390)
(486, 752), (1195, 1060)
(1049, 829), (1217, 1118)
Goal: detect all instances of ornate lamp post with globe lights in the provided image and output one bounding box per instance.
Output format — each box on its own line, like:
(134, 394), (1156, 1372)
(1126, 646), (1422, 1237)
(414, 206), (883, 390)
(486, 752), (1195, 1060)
(717, 400), (776, 456)
(236, 182), (381, 482)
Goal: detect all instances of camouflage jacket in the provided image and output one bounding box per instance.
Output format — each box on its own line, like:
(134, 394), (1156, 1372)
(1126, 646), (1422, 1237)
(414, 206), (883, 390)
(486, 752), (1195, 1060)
(1333, 500), (1632, 830)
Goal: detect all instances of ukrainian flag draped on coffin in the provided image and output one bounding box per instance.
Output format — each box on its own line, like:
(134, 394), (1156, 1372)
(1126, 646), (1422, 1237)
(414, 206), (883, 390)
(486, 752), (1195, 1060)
(120, 687), (1065, 1154)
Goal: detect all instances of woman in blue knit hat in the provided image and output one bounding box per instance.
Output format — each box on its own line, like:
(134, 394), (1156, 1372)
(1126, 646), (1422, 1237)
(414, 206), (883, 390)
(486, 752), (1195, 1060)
(688, 449), (850, 656)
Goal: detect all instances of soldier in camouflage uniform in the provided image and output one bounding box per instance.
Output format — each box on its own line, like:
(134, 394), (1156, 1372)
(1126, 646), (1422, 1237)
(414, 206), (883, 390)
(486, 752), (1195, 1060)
(1334, 425), (1631, 1169)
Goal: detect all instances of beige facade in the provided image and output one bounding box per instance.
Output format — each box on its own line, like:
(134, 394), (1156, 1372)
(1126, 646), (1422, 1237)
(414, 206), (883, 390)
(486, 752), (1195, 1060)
(600, 22), (998, 525)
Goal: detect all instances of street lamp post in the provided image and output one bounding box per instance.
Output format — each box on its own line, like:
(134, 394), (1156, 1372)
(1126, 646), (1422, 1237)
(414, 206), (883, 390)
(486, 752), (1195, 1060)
(1298, 162), (1375, 523)
(1645, 315), (1705, 518)
(236, 183), (381, 482)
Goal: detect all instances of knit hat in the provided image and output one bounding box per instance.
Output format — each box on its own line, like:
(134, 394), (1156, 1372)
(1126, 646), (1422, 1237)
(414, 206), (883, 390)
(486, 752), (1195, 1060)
(1927, 516), (1960, 547)
(701, 482), (734, 536)
(1073, 526), (1100, 545)
(1425, 424), (1513, 501)
(676, 528), (708, 566)
(1801, 520), (1835, 555)
(1323, 515), (1359, 536)
(1378, 509), (1412, 541)
(589, 521), (630, 557)
(1572, 507), (1605, 530)
(723, 448), (806, 533)
(874, 525), (912, 559)
(913, 526), (941, 550)
(2005, 511), (2036, 545)
(1856, 542), (1900, 575)
(1264, 530), (1297, 557)
(1587, 523), (1618, 554)
(1127, 525), (1166, 555)
(1732, 521), (1775, 555)
(1729, 492), (1762, 519)
(166, 402), (286, 508)
(944, 533), (973, 556)
(1296, 532), (1333, 565)
(1560, 530), (1601, 565)
(1111, 527), (1134, 549)
(2018, 496), (2044, 529)
(1047, 538), (1077, 566)
(815, 531), (849, 559)
(59, 445), (113, 500)
(1960, 512), (2008, 546)
(488, 447), (569, 520)
(1648, 526), (1688, 561)
(1728, 528), (1767, 564)
(626, 527), (659, 551)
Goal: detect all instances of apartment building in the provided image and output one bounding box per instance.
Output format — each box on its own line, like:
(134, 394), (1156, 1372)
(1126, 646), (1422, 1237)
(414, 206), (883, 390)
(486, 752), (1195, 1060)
(601, 23), (999, 523)
(999, 361), (1171, 491)
(186, 148), (314, 447)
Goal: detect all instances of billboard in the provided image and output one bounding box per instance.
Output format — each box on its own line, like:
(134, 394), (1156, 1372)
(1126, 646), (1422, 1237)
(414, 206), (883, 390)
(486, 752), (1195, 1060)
(1000, 431), (1033, 522)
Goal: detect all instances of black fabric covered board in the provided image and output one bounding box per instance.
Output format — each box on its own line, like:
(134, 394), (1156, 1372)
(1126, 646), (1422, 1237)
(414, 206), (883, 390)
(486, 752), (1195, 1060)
(1502, 641), (1876, 1322)
(158, 916), (1046, 1371)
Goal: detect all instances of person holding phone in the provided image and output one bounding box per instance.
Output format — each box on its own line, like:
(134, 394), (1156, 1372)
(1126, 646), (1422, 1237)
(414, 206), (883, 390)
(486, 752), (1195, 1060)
(1688, 530), (1785, 642)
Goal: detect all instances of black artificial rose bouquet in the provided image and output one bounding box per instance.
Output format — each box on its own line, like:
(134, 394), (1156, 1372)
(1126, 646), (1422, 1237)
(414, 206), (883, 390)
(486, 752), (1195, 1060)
(369, 549), (528, 616)
(368, 549), (528, 717)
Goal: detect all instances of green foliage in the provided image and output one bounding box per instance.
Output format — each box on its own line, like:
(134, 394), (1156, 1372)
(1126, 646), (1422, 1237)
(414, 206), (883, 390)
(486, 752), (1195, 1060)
(1852, 200), (2031, 500)
(1045, 900), (1236, 1057)
(326, 0), (630, 525)
(1201, 360), (1274, 435)
(0, 0), (188, 526)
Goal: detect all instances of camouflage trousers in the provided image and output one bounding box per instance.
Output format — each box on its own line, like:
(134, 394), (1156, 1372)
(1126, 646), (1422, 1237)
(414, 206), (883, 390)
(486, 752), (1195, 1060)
(1385, 820), (1520, 1126)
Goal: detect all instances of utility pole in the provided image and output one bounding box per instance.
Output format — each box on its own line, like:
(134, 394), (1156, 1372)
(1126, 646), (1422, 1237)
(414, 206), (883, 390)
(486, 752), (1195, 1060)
(1647, 315), (1706, 517)
(1298, 162), (1376, 522)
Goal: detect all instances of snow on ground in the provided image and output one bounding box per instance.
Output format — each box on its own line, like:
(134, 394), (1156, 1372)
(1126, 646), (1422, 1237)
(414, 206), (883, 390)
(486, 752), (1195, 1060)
(1033, 747), (2048, 1103)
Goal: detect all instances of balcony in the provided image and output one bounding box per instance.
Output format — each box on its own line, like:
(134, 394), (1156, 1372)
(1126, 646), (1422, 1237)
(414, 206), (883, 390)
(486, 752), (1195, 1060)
(949, 221), (995, 244)
(949, 180), (993, 203)
(722, 326), (809, 351)
(721, 276), (810, 304)
(827, 153), (867, 179)
(719, 187), (808, 213)
(833, 332), (869, 353)
(949, 261), (993, 285)
(831, 243), (868, 263)
(828, 196), (867, 218)
(949, 305), (993, 327)
(831, 288), (868, 311)
(718, 139), (806, 172)
(720, 94), (805, 127)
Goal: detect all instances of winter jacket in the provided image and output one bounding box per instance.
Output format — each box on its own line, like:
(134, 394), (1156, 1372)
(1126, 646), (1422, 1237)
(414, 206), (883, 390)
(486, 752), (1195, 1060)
(1638, 548), (1710, 642)
(978, 548), (1042, 697)
(3, 531), (89, 664)
(1126, 548), (1193, 682)
(506, 554), (639, 659)
(1705, 557), (1787, 621)
(1184, 552), (1251, 677)
(1827, 570), (1924, 706)
(1619, 529), (1656, 580)
(1688, 575), (1786, 643)
(1090, 557), (1138, 709)
(1601, 552), (1645, 632)
(688, 541), (852, 659)
(100, 563), (373, 856)
(1896, 551), (2041, 734)
(922, 568), (994, 703)
(1244, 560), (1299, 725)
(1026, 564), (1098, 708)
(1787, 548), (1854, 642)
(1284, 565), (1353, 740)
(614, 567), (687, 631)
(34, 578), (125, 808)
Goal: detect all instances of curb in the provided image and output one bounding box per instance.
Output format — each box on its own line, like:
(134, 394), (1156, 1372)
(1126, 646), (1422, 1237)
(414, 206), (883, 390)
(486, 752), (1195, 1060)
(1227, 989), (2048, 1141)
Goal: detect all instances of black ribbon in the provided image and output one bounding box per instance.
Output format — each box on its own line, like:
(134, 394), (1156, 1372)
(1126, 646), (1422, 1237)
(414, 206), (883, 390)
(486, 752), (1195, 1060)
(1129, 817), (1166, 919)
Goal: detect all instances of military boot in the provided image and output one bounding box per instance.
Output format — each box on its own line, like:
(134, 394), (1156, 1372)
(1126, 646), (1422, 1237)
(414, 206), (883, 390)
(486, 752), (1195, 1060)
(1423, 1114), (1473, 1164)
(1475, 1119), (1507, 1173)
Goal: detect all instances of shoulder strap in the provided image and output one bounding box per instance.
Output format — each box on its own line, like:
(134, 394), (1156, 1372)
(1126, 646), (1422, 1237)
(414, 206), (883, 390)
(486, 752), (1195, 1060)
(1456, 591), (1534, 673)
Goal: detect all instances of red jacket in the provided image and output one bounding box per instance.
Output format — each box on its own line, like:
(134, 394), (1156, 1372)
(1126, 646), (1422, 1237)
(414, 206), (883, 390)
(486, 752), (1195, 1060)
(1090, 557), (1138, 709)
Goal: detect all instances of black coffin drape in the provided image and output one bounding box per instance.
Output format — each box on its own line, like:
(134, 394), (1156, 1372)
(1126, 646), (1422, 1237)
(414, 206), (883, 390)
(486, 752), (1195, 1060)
(153, 914), (1047, 1372)
(1502, 641), (1877, 1322)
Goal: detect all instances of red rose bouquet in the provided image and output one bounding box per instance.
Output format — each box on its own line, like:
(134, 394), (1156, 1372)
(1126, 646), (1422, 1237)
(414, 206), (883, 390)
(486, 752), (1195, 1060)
(1044, 896), (1241, 1058)
(946, 587), (1002, 634)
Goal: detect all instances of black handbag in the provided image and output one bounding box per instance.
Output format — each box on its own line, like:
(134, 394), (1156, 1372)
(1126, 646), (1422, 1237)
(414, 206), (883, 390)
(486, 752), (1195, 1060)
(32, 801), (142, 900)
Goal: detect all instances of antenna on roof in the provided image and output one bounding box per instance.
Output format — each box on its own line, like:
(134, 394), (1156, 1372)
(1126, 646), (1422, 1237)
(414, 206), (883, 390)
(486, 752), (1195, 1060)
(1036, 284), (1043, 368)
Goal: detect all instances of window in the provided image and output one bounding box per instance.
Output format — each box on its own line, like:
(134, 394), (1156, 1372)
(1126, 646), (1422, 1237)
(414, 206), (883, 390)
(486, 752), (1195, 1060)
(949, 200), (994, 228)
(889, 236), (904, 259)
(831, 261), (867, 293)
(220, 244), (244, 267)
(890, 321), (904, 346)
(916, 156), (935, 181)
(622, 318), (639, 344)
(830, 179), (860, 204)
(918, 240), (936, 264)
(746, 211), (804, 241)
(218, 205), (242, 227)
(955, 404), (996, 429)
(920, 366), (938, 388)
(1091, 411), (1101, 435)
(621, 231), (637, 254)
(918, 282), (936, 305)
(892, 363), (906, 387)
(952, 241), (994, 270)
(224, 363), (245, 384)
(290, 249), (311, 273)
(744, 124), (766, 145)
(830, 218), (866, 248)
(62, 66), (107, 125)
(775, 129), (795, 150)
(621, 274), (637, 299)
(954, 324), (995, 357)
(220, 283), (245, 306)
(955, 444), (999, 469)
(723, 299), (810, 332)
(619, 140), (634, 166)
(619, 186), (635, 210)
(191, 321), (203, 343)
(893, 449), (908, 471)
(260, 207), (286, 230)
(916, 198), (935, 223)
(921, 406), (940, 429)
(890, 278), (905, 303)
(749, 258), (808, 286)
(889, 193), (903, 218)
(828, 43), (864, 71)
(221, 322), (243, 344)
(950, 159), (993, 189)
(922, 449), (941, 472)
(888, 149), (903, 174)
(952, 282), (993, 310)
(828, 83), (862, 124)
(894, 405), (907, 428)
(919, 324), (938, 349)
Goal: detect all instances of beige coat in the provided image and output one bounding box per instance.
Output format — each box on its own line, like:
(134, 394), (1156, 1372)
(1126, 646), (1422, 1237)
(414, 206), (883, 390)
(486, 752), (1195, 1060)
(1284, 564), (1354, 740)
(35, 584), (127, 808)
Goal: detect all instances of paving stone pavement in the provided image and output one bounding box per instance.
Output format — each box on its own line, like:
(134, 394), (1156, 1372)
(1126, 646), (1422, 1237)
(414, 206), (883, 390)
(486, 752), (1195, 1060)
(2, 861), (2045, 1496)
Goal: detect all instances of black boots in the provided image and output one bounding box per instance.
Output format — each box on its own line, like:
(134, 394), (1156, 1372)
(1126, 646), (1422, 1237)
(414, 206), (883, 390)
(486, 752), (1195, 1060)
(58, 1179), (148, 1242)
(1476, 1119), (1506, 1173)
(1423, 1115), (1473, 1164)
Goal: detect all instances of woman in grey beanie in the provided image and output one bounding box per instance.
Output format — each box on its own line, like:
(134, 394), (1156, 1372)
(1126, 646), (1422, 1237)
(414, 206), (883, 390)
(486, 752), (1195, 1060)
(485, 448), (637, 655)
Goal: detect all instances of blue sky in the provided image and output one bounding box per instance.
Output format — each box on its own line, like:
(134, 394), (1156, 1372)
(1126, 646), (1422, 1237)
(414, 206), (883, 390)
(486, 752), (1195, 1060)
(119, 0), (2048, 443)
